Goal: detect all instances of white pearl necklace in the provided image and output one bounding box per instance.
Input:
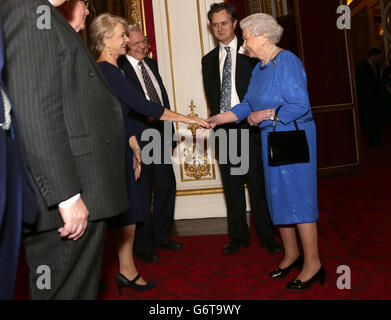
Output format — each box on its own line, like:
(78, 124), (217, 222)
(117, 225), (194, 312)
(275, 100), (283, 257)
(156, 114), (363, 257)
(262, 45), (277, 67)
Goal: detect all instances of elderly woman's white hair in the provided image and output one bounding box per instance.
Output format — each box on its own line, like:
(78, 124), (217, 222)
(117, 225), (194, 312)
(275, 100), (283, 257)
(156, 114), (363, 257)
(89, 13), (128, 53)
(240, 13), (284, 44)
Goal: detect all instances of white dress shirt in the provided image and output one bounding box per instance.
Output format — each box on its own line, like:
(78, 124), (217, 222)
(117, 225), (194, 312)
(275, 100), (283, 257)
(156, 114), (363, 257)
(125, 55), (163, 103)
(219, 37), (240, 110)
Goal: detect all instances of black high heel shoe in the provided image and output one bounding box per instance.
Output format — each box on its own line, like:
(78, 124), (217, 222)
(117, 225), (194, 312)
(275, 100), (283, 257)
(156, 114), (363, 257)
(115, 272), (157, 295)
(269, 255), (304, 279)
(286, 266), (326, 290)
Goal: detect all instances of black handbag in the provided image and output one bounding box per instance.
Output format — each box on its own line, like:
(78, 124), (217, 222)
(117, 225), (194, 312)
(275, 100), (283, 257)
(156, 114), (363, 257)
(268, 106), (310, 166)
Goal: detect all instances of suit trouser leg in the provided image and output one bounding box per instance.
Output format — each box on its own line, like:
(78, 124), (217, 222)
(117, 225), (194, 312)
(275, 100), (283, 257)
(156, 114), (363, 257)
(219, 162), (249, 244)
(151, 163), (176, 245)
(134, 163), (153, 253)
(24, 220), (106, 300)
(246, 136), (275, 243)
(0, 133), (23, 300)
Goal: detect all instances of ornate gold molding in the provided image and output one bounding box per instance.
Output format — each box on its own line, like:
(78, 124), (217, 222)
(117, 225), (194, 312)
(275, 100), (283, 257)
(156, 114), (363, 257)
(176, 188), (224, 196)
(124, 0), (143, 31)
(246, 0), (288, 17)
(183, 101), (212, 180)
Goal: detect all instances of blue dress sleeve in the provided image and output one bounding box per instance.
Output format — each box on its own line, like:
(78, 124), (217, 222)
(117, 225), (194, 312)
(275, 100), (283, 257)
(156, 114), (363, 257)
(99, 62), (165, 119)
(122, 110), (137, 141)
(230, 96), (253, 123)
(275, 52), (311, 124)
(230, 65), (259, 123)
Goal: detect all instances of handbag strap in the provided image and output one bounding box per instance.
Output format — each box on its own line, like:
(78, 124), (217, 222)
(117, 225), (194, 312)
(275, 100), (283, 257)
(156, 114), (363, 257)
(273, 105), (299, 131)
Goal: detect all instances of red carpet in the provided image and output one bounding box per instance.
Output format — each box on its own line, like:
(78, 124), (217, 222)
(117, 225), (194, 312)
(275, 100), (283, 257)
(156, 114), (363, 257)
(13, 131), (391, 300)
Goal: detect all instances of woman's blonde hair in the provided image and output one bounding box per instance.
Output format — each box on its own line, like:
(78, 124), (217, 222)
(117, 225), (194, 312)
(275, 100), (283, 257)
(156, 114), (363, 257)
(240, 13), (284, 44)
(89, 13), (128, 53)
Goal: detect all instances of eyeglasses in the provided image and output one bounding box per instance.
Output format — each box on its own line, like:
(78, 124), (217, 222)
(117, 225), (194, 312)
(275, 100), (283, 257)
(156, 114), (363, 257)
(80, 0), (89, 9)
(128, 38), (150, 47)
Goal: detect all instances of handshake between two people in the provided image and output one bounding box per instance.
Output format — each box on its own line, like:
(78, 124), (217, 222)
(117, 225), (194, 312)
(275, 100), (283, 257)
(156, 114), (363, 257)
(188, 109), (271, 130)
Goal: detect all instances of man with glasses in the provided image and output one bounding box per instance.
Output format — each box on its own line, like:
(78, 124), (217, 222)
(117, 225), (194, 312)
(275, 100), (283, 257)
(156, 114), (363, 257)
(58, 0), (89, 33)
(118, 26), (182, 263)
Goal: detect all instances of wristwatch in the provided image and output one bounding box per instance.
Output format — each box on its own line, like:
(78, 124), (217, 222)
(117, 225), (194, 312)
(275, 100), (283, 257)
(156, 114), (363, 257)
(270, 109), (275, 121)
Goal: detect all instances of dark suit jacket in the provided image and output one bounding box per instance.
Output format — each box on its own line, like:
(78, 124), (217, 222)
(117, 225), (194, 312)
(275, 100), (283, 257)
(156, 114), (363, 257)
(355, 59), (383, 108)
(118, 55), (176, 150)
(202, 38), (260, 152)
(201, 39), (258, 118)
(0, 19), (37, 226)
(1, 0), (128, 232)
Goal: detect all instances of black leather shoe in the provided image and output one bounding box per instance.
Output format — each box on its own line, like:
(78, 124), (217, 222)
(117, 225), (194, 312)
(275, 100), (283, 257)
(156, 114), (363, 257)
(134, 250), (160, 262)
(154, 240), (184, 251)
(260, 239), (283, 254)
(286, 266), (326, 290)
(222, 241), (249, 255)
(116, 273), (157, 295)
(269, 255), (304, 279)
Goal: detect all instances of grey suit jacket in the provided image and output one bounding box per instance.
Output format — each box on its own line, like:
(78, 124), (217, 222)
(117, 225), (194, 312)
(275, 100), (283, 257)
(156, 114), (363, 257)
(0, 0), (129, 231)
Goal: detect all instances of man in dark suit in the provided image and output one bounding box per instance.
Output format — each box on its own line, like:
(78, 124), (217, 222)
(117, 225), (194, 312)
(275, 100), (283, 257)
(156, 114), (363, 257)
(118, 26), (182, 263)
(0, 0), (128, 299)
(355, 48), (385, 146)
(0, 19), (37, 300)
(202, 2), (281, 255)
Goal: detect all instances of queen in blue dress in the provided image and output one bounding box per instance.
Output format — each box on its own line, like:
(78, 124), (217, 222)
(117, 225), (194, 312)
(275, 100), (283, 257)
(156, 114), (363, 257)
(208, 13), (325, 290)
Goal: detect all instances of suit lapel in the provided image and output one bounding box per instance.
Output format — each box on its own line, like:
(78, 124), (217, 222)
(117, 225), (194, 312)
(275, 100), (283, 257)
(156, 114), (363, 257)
(144, 58), (169, 105)
(211, 47), (220, 90)
(120, 57), (145, 95)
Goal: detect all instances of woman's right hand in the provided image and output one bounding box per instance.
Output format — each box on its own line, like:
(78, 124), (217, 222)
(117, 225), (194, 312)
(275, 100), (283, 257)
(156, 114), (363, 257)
(184, 116), (211, 128)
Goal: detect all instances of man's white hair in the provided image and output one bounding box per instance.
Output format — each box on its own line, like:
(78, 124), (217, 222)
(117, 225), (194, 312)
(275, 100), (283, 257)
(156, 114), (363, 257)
(127, 24), (144, 35)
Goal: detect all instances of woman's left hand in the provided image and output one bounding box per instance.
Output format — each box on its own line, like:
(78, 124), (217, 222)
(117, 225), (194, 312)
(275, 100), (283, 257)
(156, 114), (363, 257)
(132, 149), (142, 180)
(247, 110), (269, 126)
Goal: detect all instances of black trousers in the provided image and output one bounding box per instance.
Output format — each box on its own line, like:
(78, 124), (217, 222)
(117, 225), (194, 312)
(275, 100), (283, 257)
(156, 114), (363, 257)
(23, 220), (106, 300)
(0, 130), (22, 300)
(217, 125), (275, 245)
(134, 162), (176, 252)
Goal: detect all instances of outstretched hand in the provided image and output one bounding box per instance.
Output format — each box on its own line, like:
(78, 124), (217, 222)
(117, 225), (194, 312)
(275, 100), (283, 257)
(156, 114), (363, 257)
(207, 113), (225, 129)
(186, 116), (212, 128)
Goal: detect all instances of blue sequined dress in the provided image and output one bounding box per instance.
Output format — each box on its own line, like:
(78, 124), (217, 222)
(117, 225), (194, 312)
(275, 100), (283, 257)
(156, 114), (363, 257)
(231, 50), (318, 225)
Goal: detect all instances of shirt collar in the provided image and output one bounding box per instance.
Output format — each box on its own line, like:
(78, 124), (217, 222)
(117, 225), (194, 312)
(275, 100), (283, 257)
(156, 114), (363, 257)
(126, 54), (143, 68)
(219, 36), (237, 53)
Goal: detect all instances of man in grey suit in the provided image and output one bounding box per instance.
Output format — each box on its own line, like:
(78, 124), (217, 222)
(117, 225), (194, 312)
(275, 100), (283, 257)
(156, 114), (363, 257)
(0, 0), (128, 299)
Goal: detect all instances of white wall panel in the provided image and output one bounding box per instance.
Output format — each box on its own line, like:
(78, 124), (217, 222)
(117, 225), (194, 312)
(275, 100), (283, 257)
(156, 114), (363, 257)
(151, 0), (250, 219)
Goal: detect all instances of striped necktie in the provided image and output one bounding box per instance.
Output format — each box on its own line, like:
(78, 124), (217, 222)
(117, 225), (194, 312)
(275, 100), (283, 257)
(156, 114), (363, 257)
(138, 61), (162, 105)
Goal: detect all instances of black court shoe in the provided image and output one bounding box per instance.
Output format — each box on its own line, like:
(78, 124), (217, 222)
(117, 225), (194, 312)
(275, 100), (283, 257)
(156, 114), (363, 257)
(269, 255), (304, 279)
(286, 266), (326, 290)
(115, 272), (157, 295)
